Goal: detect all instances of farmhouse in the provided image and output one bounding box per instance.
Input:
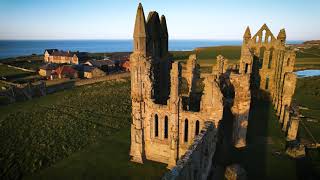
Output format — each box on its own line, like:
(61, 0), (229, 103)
(38, 63), (58, 78)
(83, 66), (106, 79)
(44, 49), (88, 64)
(83, 59), (116, 73)
(51, 65), (78, 79)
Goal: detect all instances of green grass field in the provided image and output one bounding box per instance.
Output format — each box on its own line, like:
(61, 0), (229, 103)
(172, 45), (320, 70)
(0, 64), (30, 77)
(294, 76), (320, 143)
(0, 79), (167, 180)
(1, 55), (45, 71)
(294, 76), (320, 176)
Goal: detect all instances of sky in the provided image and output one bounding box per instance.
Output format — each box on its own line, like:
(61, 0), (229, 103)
(0, 0), (319, 40)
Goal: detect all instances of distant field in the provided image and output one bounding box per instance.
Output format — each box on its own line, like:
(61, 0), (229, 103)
(0, 79), (167, 179)
(172, 46), (241, 65)
(172, 45), (320, 70)
(1, 55), (44, 71)
(0, 64), (30, 77)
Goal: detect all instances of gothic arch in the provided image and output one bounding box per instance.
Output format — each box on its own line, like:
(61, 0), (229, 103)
(184, 119), (189, 142)
(164, 115), (168, 139)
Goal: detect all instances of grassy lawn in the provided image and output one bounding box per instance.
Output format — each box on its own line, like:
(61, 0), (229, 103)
(1, 55), (45, 71)
(293, 76), (320, 175)
(0, 79), (166, 180)
(294, 76), (320, 142)
(243, 101), (298, 180)
(213, 100), (303, 180)
(0, 64), (31, 78)
(172, 46), (320, 70)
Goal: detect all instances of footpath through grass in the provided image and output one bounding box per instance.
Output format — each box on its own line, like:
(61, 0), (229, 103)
(0, 79), (167, 180)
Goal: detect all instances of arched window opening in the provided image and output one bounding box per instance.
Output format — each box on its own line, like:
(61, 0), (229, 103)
(256, 36), (259, 43)
(262, 30), (266, 43)
(265, 76), (270, 90)
(268, 49), (273, 69)
(268, 36), (272, 43)
(184, 119), (189, 142)
(245, 63), (249, 73)
(195, 120), (200, 136)
(164, 116), (168, 139)
(155, 114), (159, 137)
(259, 47), (266, 69)
(287, 58), (291, 66)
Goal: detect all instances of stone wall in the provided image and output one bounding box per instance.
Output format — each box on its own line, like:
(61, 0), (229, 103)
(162, 122), (218, 180)
(230, 73), (251, 148)
(239, 24), (300, 142)
(0, 81), (46, 103)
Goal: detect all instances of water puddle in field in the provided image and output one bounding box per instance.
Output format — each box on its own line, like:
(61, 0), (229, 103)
(295, 70), (320, 78)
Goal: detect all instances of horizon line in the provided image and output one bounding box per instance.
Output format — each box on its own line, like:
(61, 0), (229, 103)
(0, 38), (306, 41)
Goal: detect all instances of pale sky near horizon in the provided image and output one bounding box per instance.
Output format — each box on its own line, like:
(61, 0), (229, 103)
(0, 0), (319, 40)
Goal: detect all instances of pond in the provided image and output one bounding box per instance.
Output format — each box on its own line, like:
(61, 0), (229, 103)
(295, 70), (320, 78)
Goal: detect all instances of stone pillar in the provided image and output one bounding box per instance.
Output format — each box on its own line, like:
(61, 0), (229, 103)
(262, 50), (270, 69)
(282, 106), (290, 131)
(287, 116), (299, 141)
(167, 62), (180, 169)
(279, 72), (296, 121)
(230, 74), (251, 148)
(130, 115), (144, 163)
(129, 54), (146, 163)
(185, 54), (199, 93)
(239, 44), (253, 75)
(214, 55), (228, 75)
(274, 50), (284, 110)
(200, 75), (224, 127)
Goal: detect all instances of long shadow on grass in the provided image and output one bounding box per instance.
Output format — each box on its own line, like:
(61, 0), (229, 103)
(242, 100), (270, 179)
(209, 100), (270, 179)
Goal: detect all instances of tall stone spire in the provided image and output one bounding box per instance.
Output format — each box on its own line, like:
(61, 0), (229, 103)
(133, 3), (147, 54)
(243, 26), (251, 44)
(277, 28), (286, 44)
(160, 15), (168, 57)
(147, 11), (161, 57)
(243, 26), (251, 39)
(160, 15), (168, 38)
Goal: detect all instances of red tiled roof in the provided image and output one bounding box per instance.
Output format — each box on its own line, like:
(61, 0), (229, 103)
(122, 61), (130, 71)
(54, 66), (77, 75)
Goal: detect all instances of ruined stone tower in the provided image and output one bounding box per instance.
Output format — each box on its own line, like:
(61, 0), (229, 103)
(130, 3), (226, 169)
(239, 24), (296, 101)
(238, 24), (299, 145)
(130, 3), (252, 169)
(128, 3), (299, 178)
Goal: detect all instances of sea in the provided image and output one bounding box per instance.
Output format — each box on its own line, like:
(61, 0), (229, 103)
(0, 40), (303, 59)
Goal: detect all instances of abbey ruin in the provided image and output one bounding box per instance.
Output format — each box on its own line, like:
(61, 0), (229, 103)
(129, 3), (299, 179)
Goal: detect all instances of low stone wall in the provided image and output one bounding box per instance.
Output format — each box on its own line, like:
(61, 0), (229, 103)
(46, 80), (76, 94)
(0, 81), (46, 103)
(75, 72), (130, 86)
(46, 72), (130, 94)
(162, 122), (218, 180)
